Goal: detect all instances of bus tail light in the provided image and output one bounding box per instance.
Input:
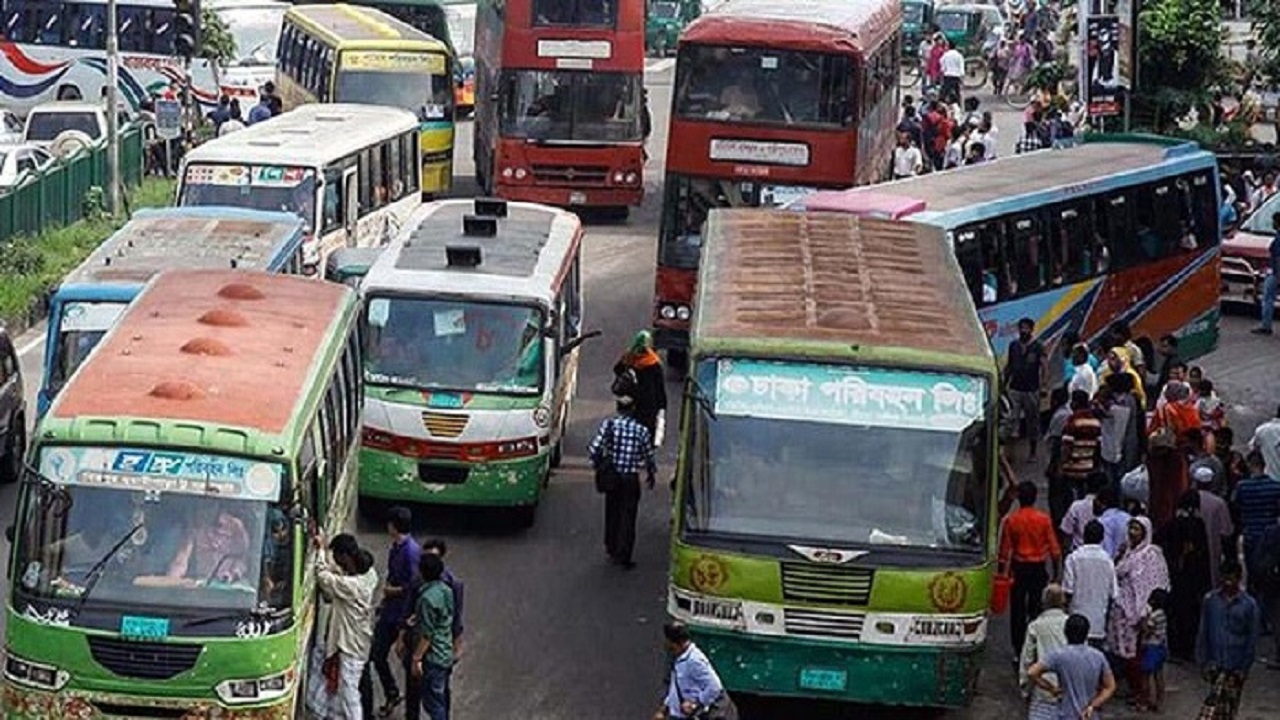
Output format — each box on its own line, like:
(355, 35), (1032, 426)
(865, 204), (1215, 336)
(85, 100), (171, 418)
(215, 670), (293, 704)
(3, 650), (69, 691)
(364, 427), (540, 462)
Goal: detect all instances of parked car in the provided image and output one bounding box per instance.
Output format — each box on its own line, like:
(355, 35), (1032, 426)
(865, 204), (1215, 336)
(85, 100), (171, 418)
(23, 101), (108, 150)
(0, 109), (23, 144)
(1222, 192), (1280, 311)
(0, 142), (54, 189)
(0, 324), (25, 483)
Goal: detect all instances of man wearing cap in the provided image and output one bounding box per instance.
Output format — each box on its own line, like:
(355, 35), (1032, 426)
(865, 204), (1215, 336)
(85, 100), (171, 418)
(1194, 465), (1235, 588)
(589, 396), (657, 569)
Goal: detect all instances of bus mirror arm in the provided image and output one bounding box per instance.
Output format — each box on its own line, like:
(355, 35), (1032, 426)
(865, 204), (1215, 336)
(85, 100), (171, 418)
(560, 330), (602, 356)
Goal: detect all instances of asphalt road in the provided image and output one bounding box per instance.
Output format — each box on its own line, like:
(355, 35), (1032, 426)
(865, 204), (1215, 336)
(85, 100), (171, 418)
(3, 61), (1280, 719)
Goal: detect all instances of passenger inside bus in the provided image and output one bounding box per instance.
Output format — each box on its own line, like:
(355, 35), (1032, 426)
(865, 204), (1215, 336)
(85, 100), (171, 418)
(165, 501), (252, 585)
(716, 70), (762, 120)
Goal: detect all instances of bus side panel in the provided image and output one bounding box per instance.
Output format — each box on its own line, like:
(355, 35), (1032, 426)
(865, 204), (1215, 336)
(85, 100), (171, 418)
(420, 121), (455, 197)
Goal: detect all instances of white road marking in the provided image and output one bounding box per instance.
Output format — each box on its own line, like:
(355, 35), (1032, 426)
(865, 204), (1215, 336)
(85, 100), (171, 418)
(645, 58), (675, 74)
(16, 333), (43, 359)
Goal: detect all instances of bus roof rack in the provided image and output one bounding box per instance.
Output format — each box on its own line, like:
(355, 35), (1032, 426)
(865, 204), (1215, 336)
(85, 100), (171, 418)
(463, 214), (497, 238)
(475, 197), (508, 217)
(446, 244), (482, 267)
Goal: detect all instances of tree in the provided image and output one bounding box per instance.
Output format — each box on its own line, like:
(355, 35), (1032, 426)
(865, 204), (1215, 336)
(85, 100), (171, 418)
(199, 5), (237, 66)
(1137, 0), (1224, 92)
(1248, 0), (1280, 81)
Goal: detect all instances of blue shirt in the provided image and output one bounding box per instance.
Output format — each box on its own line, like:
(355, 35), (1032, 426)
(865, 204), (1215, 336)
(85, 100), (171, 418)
(664, 643), (724, 717)
(381, 535), (421, 624)
(1042, 644), (1110, 720)
(1099, 507), (1132, 559)
(1196, 589), (1260, 672)
(589, 414), (656, 476)
(247, 102), (272, 125)
(1235, 475), (1280, 548)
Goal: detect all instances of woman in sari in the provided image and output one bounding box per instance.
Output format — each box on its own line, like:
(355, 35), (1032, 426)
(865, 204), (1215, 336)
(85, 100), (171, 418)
(1154, 491), (1212, 659)
(1107, 516), (1170, 705)
(1146, 382), (1198, 527)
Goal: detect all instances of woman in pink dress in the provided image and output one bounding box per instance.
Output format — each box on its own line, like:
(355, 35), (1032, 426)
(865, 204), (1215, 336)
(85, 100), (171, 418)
(1107, 516), (1170, 707)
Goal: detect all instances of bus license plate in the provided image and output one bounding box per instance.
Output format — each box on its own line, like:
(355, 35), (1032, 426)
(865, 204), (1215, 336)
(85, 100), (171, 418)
(120, 615), (170, 639)
(798, 667), (848, 692)
(569, 191), (587, 205)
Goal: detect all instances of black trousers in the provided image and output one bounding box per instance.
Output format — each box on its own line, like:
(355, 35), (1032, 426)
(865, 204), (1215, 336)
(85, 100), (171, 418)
(1010, 560), (1049, 655)
(366, 619), (400, 702)
(401, 636), (422, 720)
(604, 473), (641, 562)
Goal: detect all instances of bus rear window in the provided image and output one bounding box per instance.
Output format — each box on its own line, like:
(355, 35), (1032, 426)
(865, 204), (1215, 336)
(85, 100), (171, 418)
(675, 45), (854, 127)
(533, 0), (615, 27)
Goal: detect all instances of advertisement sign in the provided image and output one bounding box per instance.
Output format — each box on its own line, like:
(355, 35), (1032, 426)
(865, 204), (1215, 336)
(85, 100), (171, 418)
(1086, 14), (1122, 117)
(709, 139), (810, 167)
(713, 359), (986, 431)
(39, 446), (284, 501)
(155, 99), (182, 141)
(184, 164), (312, 188)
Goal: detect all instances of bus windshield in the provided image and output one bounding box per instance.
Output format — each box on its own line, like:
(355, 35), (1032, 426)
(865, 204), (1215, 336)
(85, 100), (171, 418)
(364, 296), (545, 395)
(683, 361), (990, 552)
(500, 70), (644, 143)
(675, 45), (854, 126)
(661, 177), (818, 269)
(49, 300), (129, 395)
(179, 165), (317, 233)
(335, 67), (454, 122)
(216, 3), (286, 65)
(1241, 192), (1280, 234)
(15, 449), (293, 619)
(902, 2), (926, 25)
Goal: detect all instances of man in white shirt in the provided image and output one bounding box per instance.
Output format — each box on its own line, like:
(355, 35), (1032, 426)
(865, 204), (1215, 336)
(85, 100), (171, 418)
(1067, 344), (1098, 399)
(939, 41), (965, 106)
(1059, 473), (1105, 551)
(309, 533), (379, 720)
(1061, 520), (1117, 647)
(892, 131), (923, 179)
(1250, 405), (1280, 481)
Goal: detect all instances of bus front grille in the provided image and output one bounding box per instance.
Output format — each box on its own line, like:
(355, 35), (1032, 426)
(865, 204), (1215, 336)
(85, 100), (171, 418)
(780, 563), (874, 606)
(783, 608), (866, 639)
(87, 637), (202, 680)
(422, 411), (469, 438)
(531, 164), (609, 186)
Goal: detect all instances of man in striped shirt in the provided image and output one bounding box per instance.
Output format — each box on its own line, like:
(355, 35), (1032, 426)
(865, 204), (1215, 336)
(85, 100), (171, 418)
(589, 396), (657, 570)
(1061, 390), (1103, 494)
(1236, 451), (1280, 569)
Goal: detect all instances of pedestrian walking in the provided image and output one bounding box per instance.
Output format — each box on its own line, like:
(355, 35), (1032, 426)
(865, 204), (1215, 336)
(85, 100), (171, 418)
(613, 330), (668, 447)
(1107, 517), (1170, 704)
(1249, 213), (1279, 336)
(654, 622), (738, 720)
(1155, 490), (1213, 660)
(892, 131), (924, 179)
(1060, 473), (1106, 552)
(1006, 317), (1046, 460)
(1018, 584), (1069, 720)
(368, 506), (420, 719)
(1248, 405), (1280, 481)
(308, 534), (379, 720)
(1067, 344), (1098, 399)
(1062, 520), (1117, 649)
(589, 396), (657, 569)
(407, 553), (456, 720)
(999, 481), (1063, 656)
(1095, 487), (1131, 559)
(1061, 390), (1103, 493)
(1196, 560), (1261, 720)
(1234, 450), (1280, 571)
(1028, 614), (1117, 719)
(414, 539), (465, 720)
(939, 39), (964, 106)
(1195, 467), (1235, 587)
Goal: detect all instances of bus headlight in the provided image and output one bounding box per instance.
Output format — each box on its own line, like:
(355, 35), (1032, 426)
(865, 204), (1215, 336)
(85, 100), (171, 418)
(613, 171), (625, 183)
(514, 167), (528, 180)
(624, 172), (638, 185)
(675, 305), (691, 321)
(502, 167), (514, 178)
(215, 670), (293, 704)
(4, 650), (70, 691)
(659, 304), (677, 319)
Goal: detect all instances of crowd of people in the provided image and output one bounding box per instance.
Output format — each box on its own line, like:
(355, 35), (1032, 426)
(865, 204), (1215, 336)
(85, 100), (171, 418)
(999, 317), (1280, 717)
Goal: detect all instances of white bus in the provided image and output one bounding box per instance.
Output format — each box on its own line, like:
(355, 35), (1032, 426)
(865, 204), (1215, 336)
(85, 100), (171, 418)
(349, 197), (595, 526)
(176, 103), (422, 271)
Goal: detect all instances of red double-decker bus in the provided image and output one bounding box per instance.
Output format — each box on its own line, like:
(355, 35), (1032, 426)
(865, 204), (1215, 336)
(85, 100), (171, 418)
(473, 0), (647, 212)
(652, 0), (902, 366)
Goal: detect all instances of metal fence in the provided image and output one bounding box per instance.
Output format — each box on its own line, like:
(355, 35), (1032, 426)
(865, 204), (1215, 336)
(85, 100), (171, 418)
(0, 127), (144, 242)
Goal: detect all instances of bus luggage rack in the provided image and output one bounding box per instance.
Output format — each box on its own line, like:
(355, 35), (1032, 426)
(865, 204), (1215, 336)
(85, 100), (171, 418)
(532, 164), (609, 186)
(783, 608), (866, 639)
(780, 563), (875, 606)
(87, 637), (202, 680)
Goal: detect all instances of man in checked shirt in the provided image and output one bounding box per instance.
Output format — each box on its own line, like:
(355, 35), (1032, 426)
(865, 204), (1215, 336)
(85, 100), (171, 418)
(589, 395), (657, 570)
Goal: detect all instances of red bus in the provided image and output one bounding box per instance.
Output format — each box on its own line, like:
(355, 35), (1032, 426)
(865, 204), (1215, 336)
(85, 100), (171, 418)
(473, 0), (647, 212)
(651, 0), (903, 366)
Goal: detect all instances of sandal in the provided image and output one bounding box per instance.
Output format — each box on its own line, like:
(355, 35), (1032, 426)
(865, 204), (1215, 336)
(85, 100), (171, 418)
(377, 695), (403, 718)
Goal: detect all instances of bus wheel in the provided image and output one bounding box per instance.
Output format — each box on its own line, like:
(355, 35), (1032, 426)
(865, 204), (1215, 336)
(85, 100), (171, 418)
(666, 348), (689, 376)
(513, 503), (537, 529)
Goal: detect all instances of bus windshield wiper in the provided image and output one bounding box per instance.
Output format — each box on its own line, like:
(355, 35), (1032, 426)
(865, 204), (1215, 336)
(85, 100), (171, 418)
(689, 380), (717, 421)
(183, 605), (290, 629)
(73, 522), (143, 617)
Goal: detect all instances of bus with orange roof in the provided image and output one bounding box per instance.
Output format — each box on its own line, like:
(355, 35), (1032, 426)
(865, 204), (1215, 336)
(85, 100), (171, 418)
(3, 269), (362, 718)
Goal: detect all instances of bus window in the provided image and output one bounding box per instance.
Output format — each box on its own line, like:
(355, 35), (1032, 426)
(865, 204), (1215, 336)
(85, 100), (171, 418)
(677, 46), (855, 128)
(1184, 172), (1219, 249)
(322, 166), (343, 233)
(533, 0), (615, 27)
(319, 49), (334, 102)
(358, 149), (373, 213)
(1098, 192), (1138, 270)
(402, 133), (419, 195)
(1006, 214), (1046, 297)
(1135, 181), (1181, 261)
(954, 227), (986, 306)
(1047, 203), (1097, 285)
(371, 146), (386, 209)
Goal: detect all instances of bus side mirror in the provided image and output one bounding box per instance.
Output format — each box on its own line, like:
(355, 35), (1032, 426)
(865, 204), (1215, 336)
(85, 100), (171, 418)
(560, 329), (602, 356)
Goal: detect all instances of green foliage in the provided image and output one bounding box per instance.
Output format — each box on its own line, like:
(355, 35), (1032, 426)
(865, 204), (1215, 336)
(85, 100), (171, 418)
(199, 4), (237, 64)
(1137, 0), (1225, 93)
(1249, 0), (1280, 81)
(0, 177), (175, 326)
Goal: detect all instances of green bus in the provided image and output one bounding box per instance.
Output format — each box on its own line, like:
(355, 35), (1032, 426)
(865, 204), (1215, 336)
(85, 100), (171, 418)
(668, 209), (1000, 707)
(353, 198), (593, 526)
(3, 269), (363, 718)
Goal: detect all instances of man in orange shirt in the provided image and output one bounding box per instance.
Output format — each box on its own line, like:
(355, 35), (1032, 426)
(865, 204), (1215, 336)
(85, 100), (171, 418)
(1001, 481), (1064, 657)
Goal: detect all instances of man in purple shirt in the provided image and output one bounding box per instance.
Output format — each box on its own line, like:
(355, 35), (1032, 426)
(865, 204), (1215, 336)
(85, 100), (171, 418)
(368, 506), (421, 718)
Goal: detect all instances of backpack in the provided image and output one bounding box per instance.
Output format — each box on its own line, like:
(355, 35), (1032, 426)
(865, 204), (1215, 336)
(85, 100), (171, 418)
(611, 366), (639, 398)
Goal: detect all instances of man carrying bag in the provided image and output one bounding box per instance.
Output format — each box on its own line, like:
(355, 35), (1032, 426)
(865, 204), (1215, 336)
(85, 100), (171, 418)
(654, 621), (738, 720)
(588, 395), (656, 570)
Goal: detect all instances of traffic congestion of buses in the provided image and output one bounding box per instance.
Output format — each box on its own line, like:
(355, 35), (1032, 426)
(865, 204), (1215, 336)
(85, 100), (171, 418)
(0, 0), (1248, 716)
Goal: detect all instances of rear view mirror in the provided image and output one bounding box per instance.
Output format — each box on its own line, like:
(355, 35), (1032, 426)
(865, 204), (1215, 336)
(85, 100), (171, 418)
(561, 329), (602, 356)
(4, 525), (13, 543)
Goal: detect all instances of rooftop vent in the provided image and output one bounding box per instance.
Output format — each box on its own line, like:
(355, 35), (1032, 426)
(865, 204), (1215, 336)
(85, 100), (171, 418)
(217, 282), (265, 301)
(474, 197), (508, 217)
(198, 308), (249, 327)
(463, 214), (497, 237)
(180, 337), (232, 356)
(149, 380), (205, 401)
(446, 245), (482, 268)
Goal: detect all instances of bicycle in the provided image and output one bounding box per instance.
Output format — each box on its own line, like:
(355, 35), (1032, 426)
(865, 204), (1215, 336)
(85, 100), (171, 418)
(900, 56), (923, 90)
(963, 55), (989, 90)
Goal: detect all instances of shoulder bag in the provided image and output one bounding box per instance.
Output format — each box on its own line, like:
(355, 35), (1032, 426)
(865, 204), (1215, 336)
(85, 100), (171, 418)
(671, 654), (739, 720)
(593, 419), (619, 494)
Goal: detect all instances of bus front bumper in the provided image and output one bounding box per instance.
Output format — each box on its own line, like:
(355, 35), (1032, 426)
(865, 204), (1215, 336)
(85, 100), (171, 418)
(358, 447), (547, 507)
(2, 682), (291, 719)
(688, 625), (982, 709)
(493, 183), (643, 208)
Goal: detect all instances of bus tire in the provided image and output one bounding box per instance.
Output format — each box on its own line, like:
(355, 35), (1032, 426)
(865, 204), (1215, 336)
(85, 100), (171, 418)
(0, 419), (23, 484)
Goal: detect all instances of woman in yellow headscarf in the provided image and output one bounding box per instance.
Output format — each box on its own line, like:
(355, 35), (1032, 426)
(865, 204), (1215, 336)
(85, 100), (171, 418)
(1098, 346), (1147, 409)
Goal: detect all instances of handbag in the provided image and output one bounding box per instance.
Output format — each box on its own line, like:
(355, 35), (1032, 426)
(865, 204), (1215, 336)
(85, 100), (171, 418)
(1148, 406), (1177, 451)
(593, 419), (619, 494)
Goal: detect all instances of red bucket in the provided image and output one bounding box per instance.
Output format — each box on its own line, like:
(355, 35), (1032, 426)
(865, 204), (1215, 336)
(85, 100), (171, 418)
(991, 575), (1012, 614)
